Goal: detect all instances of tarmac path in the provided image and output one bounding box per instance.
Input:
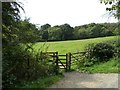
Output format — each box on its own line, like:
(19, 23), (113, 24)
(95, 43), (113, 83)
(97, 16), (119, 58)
(49, 71), (119, 88)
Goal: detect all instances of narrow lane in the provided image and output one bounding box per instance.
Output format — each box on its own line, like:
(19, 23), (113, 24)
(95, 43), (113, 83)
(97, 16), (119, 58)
(49, 71), (118, 88)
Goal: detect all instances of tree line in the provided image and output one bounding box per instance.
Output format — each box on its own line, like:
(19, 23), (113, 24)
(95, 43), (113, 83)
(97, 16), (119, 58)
(39, 23), (119, 41)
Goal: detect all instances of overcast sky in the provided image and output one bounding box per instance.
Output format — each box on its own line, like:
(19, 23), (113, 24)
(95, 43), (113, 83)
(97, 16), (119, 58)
(21, 0), (118, 27)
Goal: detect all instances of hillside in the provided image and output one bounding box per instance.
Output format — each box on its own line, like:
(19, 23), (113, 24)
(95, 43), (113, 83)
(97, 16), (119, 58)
(34, 36), (118, 54)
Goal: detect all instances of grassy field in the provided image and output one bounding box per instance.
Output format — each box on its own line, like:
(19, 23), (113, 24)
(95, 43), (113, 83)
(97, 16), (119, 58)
(34, 36), (118, 54)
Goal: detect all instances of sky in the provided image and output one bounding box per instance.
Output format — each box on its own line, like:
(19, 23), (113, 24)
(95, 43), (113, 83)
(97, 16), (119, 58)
(21, 0), (118, 27)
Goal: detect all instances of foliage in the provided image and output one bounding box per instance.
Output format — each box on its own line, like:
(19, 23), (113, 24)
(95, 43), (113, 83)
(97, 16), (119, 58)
(92, 43), (115, 61)
(48, 25), (63, 41)
(102, 37), (120, 58)
(2, 44), (57, 88)
(39, 24), (51, 41)
(77, 43), (97, 67)
(16, 19), (40, 43)
(2, 2), (56, 88)
(39, 23), (118, 41)
(40, 23), (74, 41)
(16, 75), (63, 88)
(100, 0), (120, 19)
(2, 45), (32, 87)
(60, 24), (74, 40)
(2, 2), (24, 26)
(77, 42), (115, 67)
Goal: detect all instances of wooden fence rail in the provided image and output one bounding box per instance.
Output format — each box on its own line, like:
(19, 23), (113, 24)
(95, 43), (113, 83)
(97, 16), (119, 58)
(41, 51), (86, 72)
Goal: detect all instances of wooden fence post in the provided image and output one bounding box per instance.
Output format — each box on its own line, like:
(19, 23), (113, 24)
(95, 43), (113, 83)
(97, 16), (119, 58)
(55, 52), (59, 74)
(66, 53), (68, 71)
(66, 52), (71, 71)
(53, 52), (56, 64)
(68, 52), (71, 71)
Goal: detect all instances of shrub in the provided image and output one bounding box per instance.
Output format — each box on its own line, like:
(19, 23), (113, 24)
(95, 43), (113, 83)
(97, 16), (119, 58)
(102, 37), (120, 58)
(78, 42), (115, 67)
(78, 44), (97, 67)
(2, 44), (56, 88)
(93, 43), (115, 61)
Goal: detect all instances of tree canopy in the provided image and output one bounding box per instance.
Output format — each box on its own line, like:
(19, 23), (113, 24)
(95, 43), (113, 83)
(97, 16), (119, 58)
(39, 23), (118, 41)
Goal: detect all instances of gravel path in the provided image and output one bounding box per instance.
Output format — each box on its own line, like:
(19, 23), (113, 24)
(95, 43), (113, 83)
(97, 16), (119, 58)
(49, 71), (119, 88)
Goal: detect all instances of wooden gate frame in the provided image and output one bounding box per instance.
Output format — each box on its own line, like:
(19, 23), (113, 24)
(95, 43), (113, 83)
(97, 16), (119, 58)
(41, 52), (87, 72)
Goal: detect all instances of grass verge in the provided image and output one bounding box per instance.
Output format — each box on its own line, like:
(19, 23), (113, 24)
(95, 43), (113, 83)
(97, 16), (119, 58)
(17, 75), (63, 88)
(79, 58), (119, 73)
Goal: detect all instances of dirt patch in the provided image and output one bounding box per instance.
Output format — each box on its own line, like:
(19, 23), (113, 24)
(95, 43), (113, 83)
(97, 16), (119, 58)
(48, 71), (118, 88)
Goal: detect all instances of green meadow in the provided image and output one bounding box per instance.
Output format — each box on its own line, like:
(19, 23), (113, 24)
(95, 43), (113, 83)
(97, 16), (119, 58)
(33, 36), (118, 54)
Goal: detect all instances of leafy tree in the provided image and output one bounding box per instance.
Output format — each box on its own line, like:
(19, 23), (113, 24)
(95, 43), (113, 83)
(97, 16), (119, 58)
(60, 24), (74, 40)
(113, 28), (119, 35)
(40, 24), (51, 41)
(77, 28), (88, 39)
(2, 2), (24, 87)
(48, 26), (62, 41)
(2, 2), (39, 46)
(16, 19), (39, 43)
(38, 23), (118, 42)
(2, 2), (42, 88)
(2, 2), (24, 46)
(89, 24), (104, 38)
(73, 28), (80, 39)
